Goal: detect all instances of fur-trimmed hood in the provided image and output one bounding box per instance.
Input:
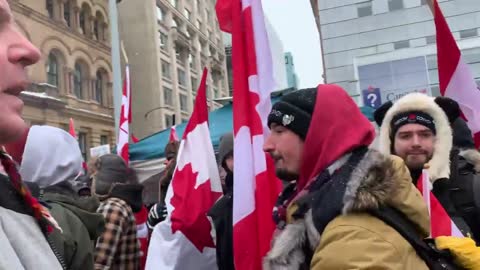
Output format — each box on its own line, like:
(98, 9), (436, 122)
(461, 149), (480, 173)
(264, 150), (429, 269)
(378, 93), (452, 182)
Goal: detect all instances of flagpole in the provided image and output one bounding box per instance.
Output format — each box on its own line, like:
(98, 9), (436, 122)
(109, 0), (122, 141)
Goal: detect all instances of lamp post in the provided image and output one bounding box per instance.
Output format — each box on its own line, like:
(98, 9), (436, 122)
(109, 0), (122, 139)
(144, 107), (176, 126)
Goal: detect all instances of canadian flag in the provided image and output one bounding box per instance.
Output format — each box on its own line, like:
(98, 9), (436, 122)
(216, 0), (281, 269)
(69, 118), (77, 138)
(433, 0), (480, 148)
(417, 170), (463, 237)
(117, 65), (132, 164)
(145, 68), (222, 270)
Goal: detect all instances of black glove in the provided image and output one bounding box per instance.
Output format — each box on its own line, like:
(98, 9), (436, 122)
(147, 203), (168, 230)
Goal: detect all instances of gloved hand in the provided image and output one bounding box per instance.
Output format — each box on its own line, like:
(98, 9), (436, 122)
(147, 203), (168, 230)
(435, 236), (480, 270)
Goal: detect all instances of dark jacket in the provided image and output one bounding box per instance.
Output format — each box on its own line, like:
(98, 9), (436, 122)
(208, 172), (234, 270)
(434, 148), (480, 242)
(41, 183), (105, 270)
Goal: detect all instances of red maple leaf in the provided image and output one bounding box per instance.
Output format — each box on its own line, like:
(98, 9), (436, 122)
(170, 163), (222, 252)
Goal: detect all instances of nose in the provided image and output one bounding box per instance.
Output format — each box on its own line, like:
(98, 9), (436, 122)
(412, 134), (421, 146)
(263, 135), (274, 153)
(8, 28), (41, 67)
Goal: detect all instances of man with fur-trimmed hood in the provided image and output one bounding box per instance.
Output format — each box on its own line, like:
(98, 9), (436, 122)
(262, 85), (429, 269)
(376, 93), (480, 242)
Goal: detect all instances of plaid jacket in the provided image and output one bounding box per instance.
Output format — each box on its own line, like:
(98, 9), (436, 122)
(95, 197), (140, 270)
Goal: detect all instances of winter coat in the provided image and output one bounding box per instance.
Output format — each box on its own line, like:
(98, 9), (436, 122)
(208, 172), (234, 270)
(42, 184), (105, 270)
(0, 173), (63, 270)
(95, 183), (143, 270)
(264, 150), (430, 270)
(378, 93), (480, 242)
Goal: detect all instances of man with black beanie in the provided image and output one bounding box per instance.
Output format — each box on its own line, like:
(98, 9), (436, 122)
(262, 85), (429, 269)
(377, 93), (480, 242)
(208, 132), (234, 270)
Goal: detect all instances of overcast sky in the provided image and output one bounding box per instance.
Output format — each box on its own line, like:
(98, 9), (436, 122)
(262, 0), (324, 88)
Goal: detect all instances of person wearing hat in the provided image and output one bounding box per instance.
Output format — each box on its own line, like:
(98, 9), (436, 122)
(262, 85), (429, 269)
(91, 154), (143, 270)
(377, 93), (480, 242)
(208, 132), (234, 270)
(5, 125), (105, 270)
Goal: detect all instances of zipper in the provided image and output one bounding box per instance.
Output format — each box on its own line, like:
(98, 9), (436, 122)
(46, 234), (67, 270)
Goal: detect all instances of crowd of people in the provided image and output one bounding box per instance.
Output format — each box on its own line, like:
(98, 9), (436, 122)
(2, 0), (480, 269)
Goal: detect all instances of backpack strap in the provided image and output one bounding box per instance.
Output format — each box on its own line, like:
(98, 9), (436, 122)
(370, 207), (463, 270)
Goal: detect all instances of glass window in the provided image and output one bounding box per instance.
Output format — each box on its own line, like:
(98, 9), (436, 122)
(460, 29), (478, 39)
(78, 132), (87, 161)
(179, 94), (188, 111)
(421, 0), (428, 5)
(165, 114), (174, 127)
(189, 53), (195, 69)
(64, 1), (71, 27)
(164, 87), (173, 106)
(80, 9), (86, 34)
(357, 2), (372, 17)
(426, 35), (436, 44)
(160, 32), (168, 50)
(388, 0), (404, 11)
(178, 69), (186, 86)
(74, 63), (83, 99)
(162, 60), (171, 79)
(191, 77), (198, 93)
(394, 40), (410, 50)
(100, 135), (108, 145)
(47, 53), (58, 86)
(156, 6), (164, 21)
(184, 9), (191, 20)
(214, 88), (219, 98)
(95, 71), (104, 104)
(46, 0), (54, 19)
(94, 20), (100, 40)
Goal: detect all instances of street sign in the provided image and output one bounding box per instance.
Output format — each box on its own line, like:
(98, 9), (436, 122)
(362, 87), (382, 109)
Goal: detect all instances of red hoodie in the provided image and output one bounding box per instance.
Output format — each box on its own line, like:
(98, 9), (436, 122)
(297, 84), (375, 194)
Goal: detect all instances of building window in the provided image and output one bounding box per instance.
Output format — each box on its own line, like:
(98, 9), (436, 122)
(95, 71), (104, 104)
(74, 63), (83, 99)
(46, 0), (54, 19)
(421, 0), (428, 5)
(388, 0), (404, 11)
(460, 28), (478, 39)
(80, 9), (86, 34)
(156, 6), (164, 21)
(189, 53), (195, 69)
(426, 35), (436, 44)
(78, 132), (87, 161)
(182, 118), (188, 123)
(184, 9), (191, 20)
(394, 40), (410, 50)
(165, 114), (174, 127)
(214, 88), (219, 99)
(357, 2), (372, 17)
(160, 32), (168, 50)
(64, 1), (71, 27)
(100, 135), (108, 145)
(47, 53), (58, 86)
(94, 20), (99, 40)
(196, 19), (202, 31)
(164, 87), (173, 106)
(191, 77), (198, 93)
(162, 60), (171, 79)
(179, 93), (188, 111)
(177, 69), (186, 86)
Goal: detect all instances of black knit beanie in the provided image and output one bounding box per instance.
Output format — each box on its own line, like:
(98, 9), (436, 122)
(267, 88), (317, 140)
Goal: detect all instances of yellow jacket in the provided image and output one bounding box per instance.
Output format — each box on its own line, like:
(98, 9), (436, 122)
(264, 151), (430, 270)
